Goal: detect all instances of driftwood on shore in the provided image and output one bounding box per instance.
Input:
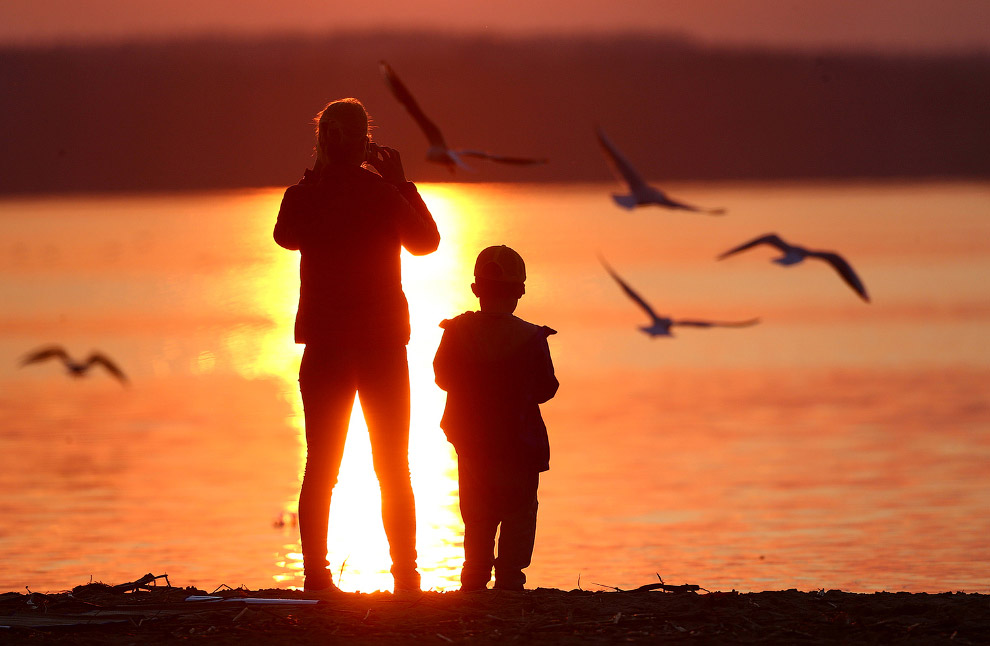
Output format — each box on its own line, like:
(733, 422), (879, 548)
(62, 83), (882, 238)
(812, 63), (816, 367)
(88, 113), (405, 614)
(109, 573), (170, 593)
(2, 575), (987, 645)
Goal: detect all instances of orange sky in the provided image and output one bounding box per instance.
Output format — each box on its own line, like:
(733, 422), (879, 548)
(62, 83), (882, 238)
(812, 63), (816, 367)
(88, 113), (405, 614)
(1, 0), (988, 52)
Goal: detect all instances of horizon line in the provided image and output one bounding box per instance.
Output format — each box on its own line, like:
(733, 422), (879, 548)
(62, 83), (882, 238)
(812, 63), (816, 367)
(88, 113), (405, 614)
(1, 27), (988, 58)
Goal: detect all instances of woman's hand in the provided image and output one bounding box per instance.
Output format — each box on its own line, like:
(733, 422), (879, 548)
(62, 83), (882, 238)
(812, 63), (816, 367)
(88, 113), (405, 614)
(367, 144), (408, 185)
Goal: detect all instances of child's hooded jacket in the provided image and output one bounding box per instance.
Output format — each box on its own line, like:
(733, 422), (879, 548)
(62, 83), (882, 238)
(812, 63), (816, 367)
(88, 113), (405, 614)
(434, 311), (558, 474)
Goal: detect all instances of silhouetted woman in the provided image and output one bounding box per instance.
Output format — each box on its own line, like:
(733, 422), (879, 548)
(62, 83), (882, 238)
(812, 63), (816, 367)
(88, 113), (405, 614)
(274, 98), (440, 593)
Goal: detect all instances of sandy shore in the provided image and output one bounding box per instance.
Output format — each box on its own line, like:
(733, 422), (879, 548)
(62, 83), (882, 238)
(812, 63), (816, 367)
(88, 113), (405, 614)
(2, 576), (987, 644)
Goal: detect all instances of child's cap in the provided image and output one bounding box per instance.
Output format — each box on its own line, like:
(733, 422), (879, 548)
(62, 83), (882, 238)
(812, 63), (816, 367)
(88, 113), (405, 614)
(474, 245), (526, 284)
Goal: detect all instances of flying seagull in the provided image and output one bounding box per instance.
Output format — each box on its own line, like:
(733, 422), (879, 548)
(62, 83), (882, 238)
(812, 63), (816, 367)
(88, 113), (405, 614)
(595, 126), (725, 214)
(19, 345), (128, 384)
(379, 60), (548, 172)
(716, 233), (870, 303)
(601, 258), (759, 337)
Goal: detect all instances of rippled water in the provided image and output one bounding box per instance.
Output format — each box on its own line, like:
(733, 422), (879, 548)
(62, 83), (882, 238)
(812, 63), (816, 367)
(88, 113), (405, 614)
(0, 180), (987, 593)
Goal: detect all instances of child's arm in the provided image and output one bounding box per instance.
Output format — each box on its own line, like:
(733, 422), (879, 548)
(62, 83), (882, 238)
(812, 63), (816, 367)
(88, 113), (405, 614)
(532, 328), (559, 404)
(433, 323), (457, 392)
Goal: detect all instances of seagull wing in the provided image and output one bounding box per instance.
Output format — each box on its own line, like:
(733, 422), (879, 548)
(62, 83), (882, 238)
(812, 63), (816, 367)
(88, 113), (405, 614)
(659, 194), (727, 215)
(810, 251), (871, 302)
(600, 258), (662, 324)
(85, 353), (129, 383)
(595, 126), (649, 192)
(716, 233), (790, 260)
(443, 149), (475, 171)
(20, 345), (70, 367)
(379, 61), (448, 149)
(673, 317), (761, 328)
(458, 150), (548, 165)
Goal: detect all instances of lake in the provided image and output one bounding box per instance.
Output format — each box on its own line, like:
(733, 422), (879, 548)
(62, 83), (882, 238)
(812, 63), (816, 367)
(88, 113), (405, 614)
(0, 180), (988, 594)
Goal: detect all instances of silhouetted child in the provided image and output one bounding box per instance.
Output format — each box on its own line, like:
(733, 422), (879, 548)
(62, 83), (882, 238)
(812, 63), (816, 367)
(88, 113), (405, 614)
(434, 245), (559, 591)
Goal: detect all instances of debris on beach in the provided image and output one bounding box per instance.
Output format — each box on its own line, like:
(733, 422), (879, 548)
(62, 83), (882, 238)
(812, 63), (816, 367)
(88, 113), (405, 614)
(1, 574), (987, 645)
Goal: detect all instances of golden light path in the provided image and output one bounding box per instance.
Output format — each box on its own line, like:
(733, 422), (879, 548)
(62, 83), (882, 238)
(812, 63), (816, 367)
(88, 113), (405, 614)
(240, 184), (491, 592)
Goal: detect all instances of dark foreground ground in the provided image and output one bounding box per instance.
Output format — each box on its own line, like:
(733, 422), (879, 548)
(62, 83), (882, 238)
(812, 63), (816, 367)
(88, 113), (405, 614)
(1, 575), (987, 645)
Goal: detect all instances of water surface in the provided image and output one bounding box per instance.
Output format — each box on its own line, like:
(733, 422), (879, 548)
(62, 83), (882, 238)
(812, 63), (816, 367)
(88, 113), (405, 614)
(0, 181), (987, 593)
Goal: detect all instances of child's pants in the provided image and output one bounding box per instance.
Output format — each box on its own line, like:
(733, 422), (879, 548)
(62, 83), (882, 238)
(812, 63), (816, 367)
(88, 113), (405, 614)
(457, 467), (539, 590)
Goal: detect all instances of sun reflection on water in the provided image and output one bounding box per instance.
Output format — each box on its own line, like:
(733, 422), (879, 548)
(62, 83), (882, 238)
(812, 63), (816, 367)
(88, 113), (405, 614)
(257, 184), (490, 592)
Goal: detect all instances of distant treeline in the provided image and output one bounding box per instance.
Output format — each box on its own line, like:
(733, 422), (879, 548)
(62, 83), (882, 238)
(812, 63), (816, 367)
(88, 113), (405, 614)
(1, 32), (988, 193)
